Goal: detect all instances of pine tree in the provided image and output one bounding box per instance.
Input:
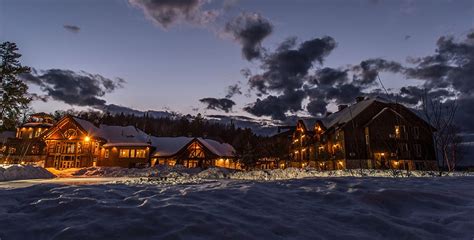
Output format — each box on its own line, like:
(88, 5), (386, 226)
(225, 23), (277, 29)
(0, 42), (31, 131)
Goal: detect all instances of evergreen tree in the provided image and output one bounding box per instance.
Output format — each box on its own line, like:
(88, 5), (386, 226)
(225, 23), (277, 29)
(0, 42), (31, 131)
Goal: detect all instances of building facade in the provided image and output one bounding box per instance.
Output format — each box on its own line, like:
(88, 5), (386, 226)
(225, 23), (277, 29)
(150, 137), (239, 169)
(1, 113), (54, 165)
(289, 97), (438, 170)
(1, 115), (238, 169)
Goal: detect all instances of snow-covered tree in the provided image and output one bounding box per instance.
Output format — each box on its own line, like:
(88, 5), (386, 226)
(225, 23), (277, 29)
(0, 42), (31, 131)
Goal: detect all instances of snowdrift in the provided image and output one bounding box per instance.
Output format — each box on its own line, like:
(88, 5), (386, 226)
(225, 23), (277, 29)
(0, 177), (473, 239)
(0, 165), (55, 181)
(64, 165), (474, 183)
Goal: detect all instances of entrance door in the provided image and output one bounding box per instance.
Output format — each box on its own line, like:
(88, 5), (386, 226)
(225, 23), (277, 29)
(374, 153), (388, 169)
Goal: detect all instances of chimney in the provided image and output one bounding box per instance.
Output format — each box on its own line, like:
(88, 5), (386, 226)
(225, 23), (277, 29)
(338, 104), (348, 111)
(356, 96), (365, 102)
(325, 111), (333, 117)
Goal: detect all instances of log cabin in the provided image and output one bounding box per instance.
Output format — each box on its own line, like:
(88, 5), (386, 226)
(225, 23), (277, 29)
(289, 97), (438, 170)
(1, 115), (238, 169)
(150, 137), (239, 169)
(1, 113), (53, 165)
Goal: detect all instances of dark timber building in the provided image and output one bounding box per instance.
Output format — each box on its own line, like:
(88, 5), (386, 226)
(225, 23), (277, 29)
(289, 97), (438, 170)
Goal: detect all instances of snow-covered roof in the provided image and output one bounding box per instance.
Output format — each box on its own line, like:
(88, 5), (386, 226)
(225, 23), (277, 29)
(0, 131), (15, 143)
(21, 122), (53, 128)
(70, 117), (236, 155)
(73, 117), (101, 135)
(150, 137), (236, 158)
(150, 137), (194, 157)
(321, 97), (389, 129)
(197, 138), (235, 157)
(73, 117), (150, 147)
(99, 125), (150, 147)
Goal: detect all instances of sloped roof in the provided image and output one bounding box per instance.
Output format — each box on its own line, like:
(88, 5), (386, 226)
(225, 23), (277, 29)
(73, 117), (150, 147)
(197, 138), (235, 157)
(321, 97), (389, 129)
(70, 117), (236, 156)
(150, 137), (235, 158)
(298, 118), (319, 131)
(22, 122), (53, 128)
(100, 125), (150, 147)
(73, 117), (101, 135)
(150, 137), (194, 157)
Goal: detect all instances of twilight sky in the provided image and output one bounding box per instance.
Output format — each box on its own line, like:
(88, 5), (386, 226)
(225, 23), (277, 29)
(1, 0), (473, 127)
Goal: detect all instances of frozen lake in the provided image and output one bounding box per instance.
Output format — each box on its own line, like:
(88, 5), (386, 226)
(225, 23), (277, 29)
(0, 177), (473, 239)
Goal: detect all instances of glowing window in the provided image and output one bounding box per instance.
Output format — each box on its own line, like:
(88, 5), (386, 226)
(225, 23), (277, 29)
(395, 125), (400, 138)
(119, 149), (130, 158)
(136, 149), (146, 158)
(188, 142), (205, 158)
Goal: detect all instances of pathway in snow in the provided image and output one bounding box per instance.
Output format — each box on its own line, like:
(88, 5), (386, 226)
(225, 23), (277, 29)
(0, 177), (473, 239)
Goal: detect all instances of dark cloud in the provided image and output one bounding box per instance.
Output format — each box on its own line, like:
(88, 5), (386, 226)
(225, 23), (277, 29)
(405, 31), (474, 95)
(225, 12), (273, 61)
(225, 84), (242, 98)
(248, 36), (336, 94)
(243, 36), (336, 119)
(199, 97), (235, 112)
(63, 25), (80, 33)
(404, 35), (411, 40)
(403, 30), (474, 133)
(129, 0), (219, 28)
(352, 58), (404, 86)
(310, 67), (348, 86)
(306, 99), (327, 116)
(244, 90), (305, 120)
(19, 69), (125, 107)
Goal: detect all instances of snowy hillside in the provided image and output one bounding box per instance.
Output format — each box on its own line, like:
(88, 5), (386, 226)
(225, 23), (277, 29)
(0, 177), (473, 239)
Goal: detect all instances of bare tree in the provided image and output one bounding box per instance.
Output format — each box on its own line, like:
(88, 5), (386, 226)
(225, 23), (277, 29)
(421, 91), (463, 172)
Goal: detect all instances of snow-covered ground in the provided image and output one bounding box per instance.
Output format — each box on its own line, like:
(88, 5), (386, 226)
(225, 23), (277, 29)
(49, 165), (474, 183)
(0, 164), (55, 181)
(0, 177), (473, 239)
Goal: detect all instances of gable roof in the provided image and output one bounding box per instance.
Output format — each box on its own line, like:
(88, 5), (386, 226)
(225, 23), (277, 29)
(197, 138), (235, 157)
(363, 107), (407, 127)
(150, 137), (235, 158)
(44, 116), (237, 156)
(150, 136), (194, 157)
(71, 118), (150, 147)
(321, 97), (389, 129)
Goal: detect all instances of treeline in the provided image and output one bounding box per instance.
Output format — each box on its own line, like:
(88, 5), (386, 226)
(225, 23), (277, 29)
(51, 110), (290, 167)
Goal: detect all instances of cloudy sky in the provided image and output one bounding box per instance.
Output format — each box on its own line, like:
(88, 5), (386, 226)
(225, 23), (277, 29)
(1, 0), (473, 131)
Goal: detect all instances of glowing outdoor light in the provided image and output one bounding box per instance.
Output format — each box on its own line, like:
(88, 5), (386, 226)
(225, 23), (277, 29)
(84, 136), (91, 142)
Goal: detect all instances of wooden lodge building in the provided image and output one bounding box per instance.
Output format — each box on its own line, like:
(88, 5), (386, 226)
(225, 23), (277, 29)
(1, 115), (239, 169)
(289, 97), (438, 171)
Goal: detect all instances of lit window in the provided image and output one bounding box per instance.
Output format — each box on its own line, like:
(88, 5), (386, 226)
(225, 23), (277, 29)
(395, 125), (400, 138)
(105, 149), (110, 158)
(119, 149), (130, 158)
(136, 149), (146, 158)
(130, 149), (136, 158)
